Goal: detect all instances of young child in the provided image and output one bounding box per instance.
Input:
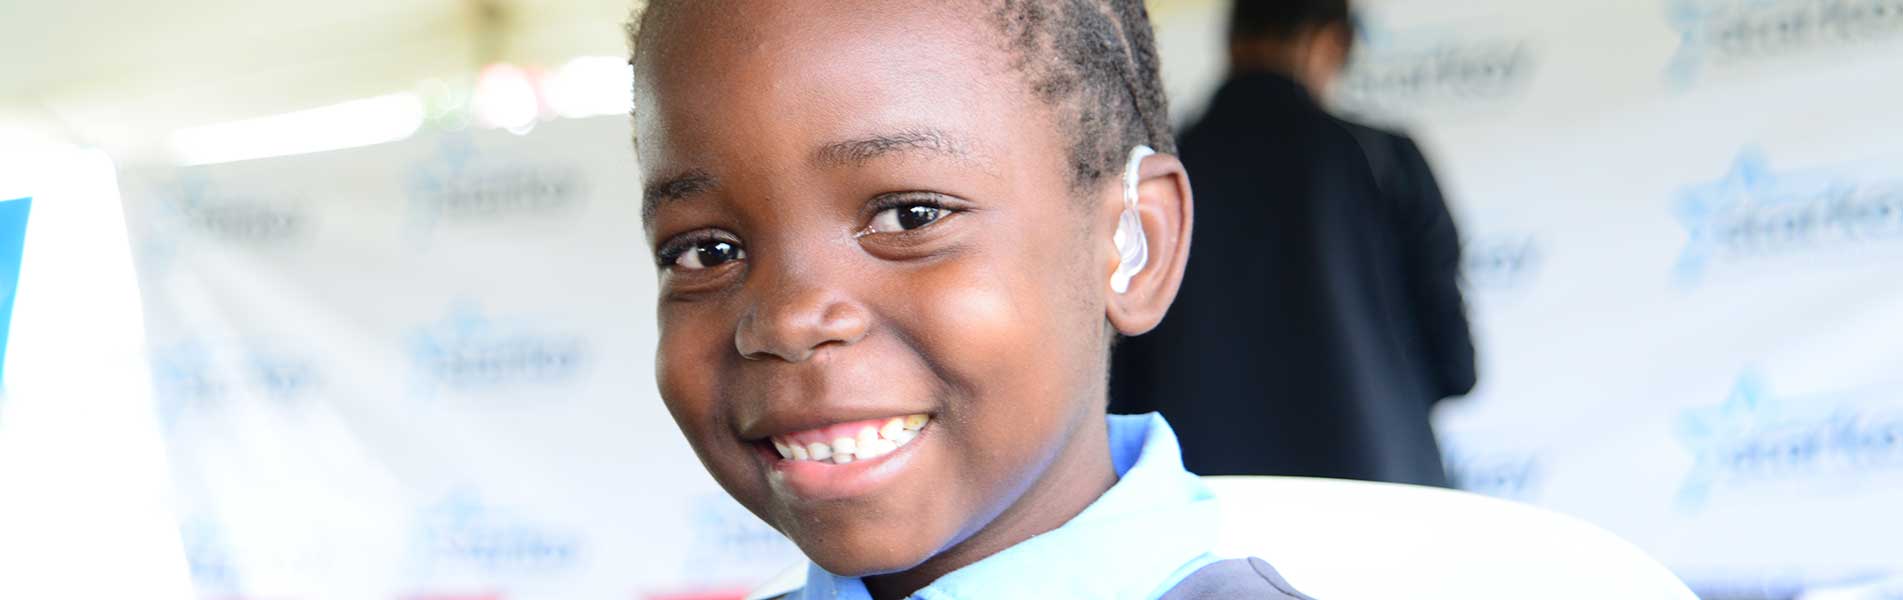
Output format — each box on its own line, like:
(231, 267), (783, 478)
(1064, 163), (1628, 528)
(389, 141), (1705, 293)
(630, 2), (1311, 598)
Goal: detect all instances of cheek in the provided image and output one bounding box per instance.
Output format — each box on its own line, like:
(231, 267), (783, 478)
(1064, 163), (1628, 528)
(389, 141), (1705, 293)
(922, 213), (1106, 370)
(914, 262), (1060, 392)
(655, 305), (744, 469)
(655, 307), (717, 422)
(655, 302), (789, 520)
(903, 233), (1106, 466)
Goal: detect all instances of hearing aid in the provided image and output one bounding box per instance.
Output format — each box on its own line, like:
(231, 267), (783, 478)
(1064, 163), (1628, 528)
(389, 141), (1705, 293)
(1110, 145), (1155, 294)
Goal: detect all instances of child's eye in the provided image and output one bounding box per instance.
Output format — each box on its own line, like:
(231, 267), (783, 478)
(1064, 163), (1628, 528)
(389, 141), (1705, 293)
(868, 202), (951, 234)
(659, 235), (746, 271)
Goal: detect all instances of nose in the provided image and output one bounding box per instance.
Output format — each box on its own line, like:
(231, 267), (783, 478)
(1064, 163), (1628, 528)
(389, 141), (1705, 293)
(734, 273), (872, 363)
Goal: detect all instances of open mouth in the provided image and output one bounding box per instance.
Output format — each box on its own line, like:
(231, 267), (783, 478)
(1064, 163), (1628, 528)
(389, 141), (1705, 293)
(750, 413), (935, 501)
(766, 414), (930, 465)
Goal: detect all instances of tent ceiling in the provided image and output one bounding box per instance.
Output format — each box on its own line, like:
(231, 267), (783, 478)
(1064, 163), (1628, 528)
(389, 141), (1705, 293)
(0, 0), (636, 160)
(0, 0), (1219, 162)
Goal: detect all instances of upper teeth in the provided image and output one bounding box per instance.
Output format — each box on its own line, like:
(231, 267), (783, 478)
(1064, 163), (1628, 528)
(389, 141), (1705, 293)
(773, 414), (929, 464)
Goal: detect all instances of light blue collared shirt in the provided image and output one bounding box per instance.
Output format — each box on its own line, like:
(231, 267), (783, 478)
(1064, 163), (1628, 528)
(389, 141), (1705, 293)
(794, 413), (1222, 600)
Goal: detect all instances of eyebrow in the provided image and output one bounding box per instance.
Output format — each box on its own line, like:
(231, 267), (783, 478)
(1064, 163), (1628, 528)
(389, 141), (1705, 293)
(640, 128), (977, 222)
(814, 128), (973, 167)
(641, 169), (717, 222)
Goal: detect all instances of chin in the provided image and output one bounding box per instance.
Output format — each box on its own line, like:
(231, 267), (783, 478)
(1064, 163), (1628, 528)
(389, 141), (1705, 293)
(810, 554), (920, 579)
(793, 524), (936, 577)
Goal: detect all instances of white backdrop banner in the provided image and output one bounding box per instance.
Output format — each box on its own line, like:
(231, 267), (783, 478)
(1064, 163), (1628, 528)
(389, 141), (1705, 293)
(1310, 0), (1903, 596)
(119, 0), (1903, 598)
(122, 118), (801, 600)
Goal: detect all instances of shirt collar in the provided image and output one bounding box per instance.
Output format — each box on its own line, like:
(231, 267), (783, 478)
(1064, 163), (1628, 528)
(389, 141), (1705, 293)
(797, 413), (1219, 600)
(1206, 70), (1317, 118)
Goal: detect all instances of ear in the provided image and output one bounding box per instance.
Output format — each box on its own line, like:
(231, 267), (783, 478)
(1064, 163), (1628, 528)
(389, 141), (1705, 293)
(1102, 151), (1193, 336)
(1312, 22), (1354, 75)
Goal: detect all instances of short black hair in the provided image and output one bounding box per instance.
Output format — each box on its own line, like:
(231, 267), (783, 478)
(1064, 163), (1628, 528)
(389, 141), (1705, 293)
(1229, 0), (1353, 43)
(989, 0), (1174, 190)
(628, 0), (1173, 193)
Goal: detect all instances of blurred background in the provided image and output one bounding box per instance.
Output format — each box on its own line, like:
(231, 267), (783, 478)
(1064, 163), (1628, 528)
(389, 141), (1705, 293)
(2, 0), (1901, 598)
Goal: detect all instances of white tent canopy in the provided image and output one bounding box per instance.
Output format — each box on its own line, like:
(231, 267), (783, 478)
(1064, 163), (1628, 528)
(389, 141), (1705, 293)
(0, 0), (643, 162)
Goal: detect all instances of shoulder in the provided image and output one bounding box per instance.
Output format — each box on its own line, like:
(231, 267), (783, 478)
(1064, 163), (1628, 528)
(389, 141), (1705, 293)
(1329, 116), (1414, 152)
(1330, 112), (1406, 140)
(1159, 557), (1316, 600)
(1181, 95), (1337, 151)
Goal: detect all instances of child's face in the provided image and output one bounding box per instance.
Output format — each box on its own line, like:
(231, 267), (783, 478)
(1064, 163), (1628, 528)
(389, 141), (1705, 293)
(635, 1), (1134, 578)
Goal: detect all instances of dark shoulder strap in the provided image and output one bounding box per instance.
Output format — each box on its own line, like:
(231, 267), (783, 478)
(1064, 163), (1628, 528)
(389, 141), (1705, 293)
(1159, 557), (1317, 600)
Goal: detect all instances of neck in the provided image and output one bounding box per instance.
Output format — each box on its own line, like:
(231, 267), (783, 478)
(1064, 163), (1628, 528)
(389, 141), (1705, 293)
(1228, 36), (1337, 97)
(861, 412), (1117, 600)
(1230, 47), (1302, 78)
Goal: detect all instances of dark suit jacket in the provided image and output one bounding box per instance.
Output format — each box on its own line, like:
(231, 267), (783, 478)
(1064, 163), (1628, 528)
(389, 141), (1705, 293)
(1112, 72), (1476, 487)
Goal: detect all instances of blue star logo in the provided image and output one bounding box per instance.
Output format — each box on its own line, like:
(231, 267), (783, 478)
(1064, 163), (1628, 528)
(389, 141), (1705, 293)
(1336, 13), (1532, 117)
(407, 301), (585, 397)
(133, 173), (222, 278)
(150, 341), (223, 427)
(1664, 0), (1720, 83)
(1673, 147), (1901, 281)
(402, 133), (481, 244)
(409, 301), (495, 351)
(420, 488), (488, 528)
(410, 488), (581, 574)
(1673, 148), (1777, 280)
(1676, 373), (1903, 508)
(407, 301), (501, 395)
(1664, 0), (1903, 83)
(1675, 372), (1783, 507)
(178, 514), (237, 588)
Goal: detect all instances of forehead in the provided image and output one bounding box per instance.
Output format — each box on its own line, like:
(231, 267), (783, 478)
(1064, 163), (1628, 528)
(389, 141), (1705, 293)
(631, 0), (1043, 178)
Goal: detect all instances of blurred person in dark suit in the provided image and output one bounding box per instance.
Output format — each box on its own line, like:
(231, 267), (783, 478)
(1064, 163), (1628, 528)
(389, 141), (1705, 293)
(1111, 0), (1475, 486)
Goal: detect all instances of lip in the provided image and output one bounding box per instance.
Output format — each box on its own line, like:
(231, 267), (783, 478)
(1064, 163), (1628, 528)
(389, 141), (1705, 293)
(761, 421), (930, 502)
(741, 408), (925, 443)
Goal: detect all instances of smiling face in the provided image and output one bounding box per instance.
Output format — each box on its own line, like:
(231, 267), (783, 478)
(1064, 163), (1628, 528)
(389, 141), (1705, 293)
(632, 0), (1191, 590)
